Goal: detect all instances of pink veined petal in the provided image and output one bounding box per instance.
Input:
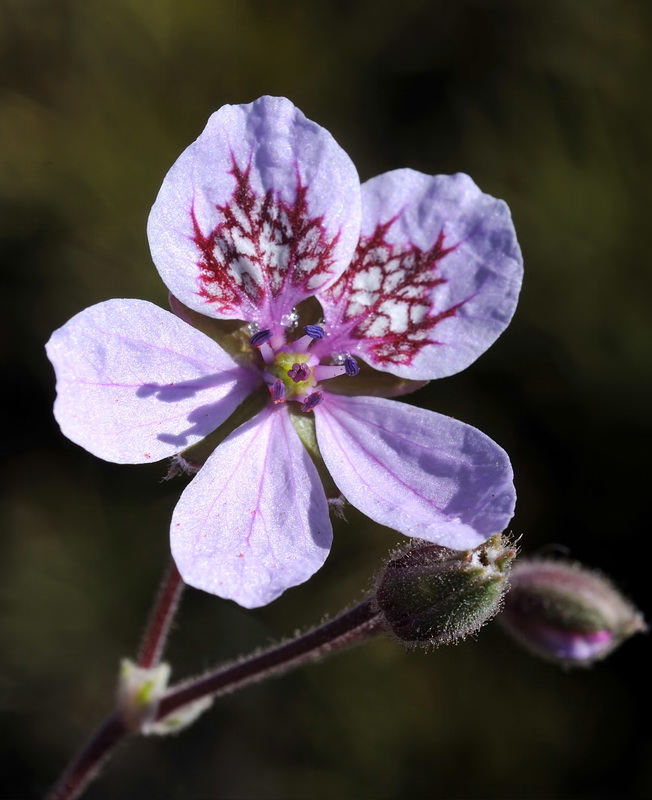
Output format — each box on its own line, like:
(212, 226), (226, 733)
(316, 170), (523, 380)
(171, 405), (333, 608)
(148, 96), (361, 338)
(315, 394), (515, 549)
(45, 299), (260, 464)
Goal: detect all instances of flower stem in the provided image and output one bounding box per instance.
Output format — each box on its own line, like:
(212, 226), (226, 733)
(156, 596), (383, 720)
(137, 560), (184, 669)
(45, 596), (383, 800)
(45, 713), (127, 800)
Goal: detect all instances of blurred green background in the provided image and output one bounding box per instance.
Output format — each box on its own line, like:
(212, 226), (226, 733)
(1, 0), (650, 798)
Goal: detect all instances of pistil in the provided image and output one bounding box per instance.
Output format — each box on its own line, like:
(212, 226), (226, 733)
(288, 363), (311, 382)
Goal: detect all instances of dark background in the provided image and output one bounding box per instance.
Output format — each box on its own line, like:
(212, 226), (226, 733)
(1, 1), (650, 798)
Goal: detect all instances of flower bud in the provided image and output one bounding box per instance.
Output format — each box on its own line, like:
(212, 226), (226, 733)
(374, 534), (516, 646)
(499, 559), (646, 667)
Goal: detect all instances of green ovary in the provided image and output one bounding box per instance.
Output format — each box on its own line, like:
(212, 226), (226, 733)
(269, 351), (316, 399)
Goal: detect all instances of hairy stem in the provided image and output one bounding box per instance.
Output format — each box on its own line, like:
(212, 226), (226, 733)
(137, 560), (185, 669)
(156, 596), (383, 720)
(45, 713), (127, 800)
(45, 595), (383, 800)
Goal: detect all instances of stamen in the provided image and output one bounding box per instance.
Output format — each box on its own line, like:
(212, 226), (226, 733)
(291, 324), (325, 352)
(270, 379), (286, 404)
(313, 364), (345, 381)
(287, 362), (311, 383)
(301, 391), (324, 413)
(250, 329), (272, 347)
(251, 329), (275, 365)
(304, 325), (325, 340)
(260, 342), (275, 364)
(312, 356), (360, 383)
(344, 356), (360, 377)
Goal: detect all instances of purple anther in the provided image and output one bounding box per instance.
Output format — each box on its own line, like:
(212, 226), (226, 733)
(344, 355), (360, 377)
(303, 325), (325, 340)
(287, 362), (311, 383)
(250, 329), (272, 347)
(301, 391), (324, 413)
(270, 379), (286, 404)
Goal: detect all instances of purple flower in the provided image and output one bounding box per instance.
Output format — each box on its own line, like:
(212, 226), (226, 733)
(46, 96), (523, 608)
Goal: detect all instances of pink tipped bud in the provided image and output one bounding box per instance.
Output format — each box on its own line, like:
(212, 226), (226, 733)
(499, 559), (646, 667)
(375, 534), (516, 647)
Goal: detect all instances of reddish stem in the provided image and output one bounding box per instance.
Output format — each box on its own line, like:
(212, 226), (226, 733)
(137, 560), (184, 669)
(157, 596), (382, 718)
(45, 713), (127, 800)
(45, 597), (383, 800)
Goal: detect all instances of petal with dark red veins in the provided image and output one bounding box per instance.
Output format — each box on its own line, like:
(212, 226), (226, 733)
(317, 170), (522, 380)
(148, 96), (361, 337)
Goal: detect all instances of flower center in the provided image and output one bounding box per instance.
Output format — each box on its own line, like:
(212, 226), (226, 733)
(249, 324), (360, 412)
(269, 351), (317, 400)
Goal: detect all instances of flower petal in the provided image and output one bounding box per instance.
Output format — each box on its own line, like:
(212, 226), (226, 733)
(315, 394), (515, 549)
(171, 406), (333, 608)
(148, 96), (361, 337)
(317, 170), (522, 379)
(46, 299), (259, 464)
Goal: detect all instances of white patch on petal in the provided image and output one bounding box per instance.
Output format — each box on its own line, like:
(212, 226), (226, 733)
(409, 303), (429, 324)
(377, 299), (408, 333)
(365, 315), (390, 338)
(352, 266), (383, 292)
(350, 288), (376, 309)
(196, 163), (342, 312)
(382, 270), (402, 293)
(306, 265), (324, 288)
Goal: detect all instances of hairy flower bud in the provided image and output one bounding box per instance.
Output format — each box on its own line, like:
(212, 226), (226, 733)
(374, 534), (516, 646)
(499, 559), (646, 667)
